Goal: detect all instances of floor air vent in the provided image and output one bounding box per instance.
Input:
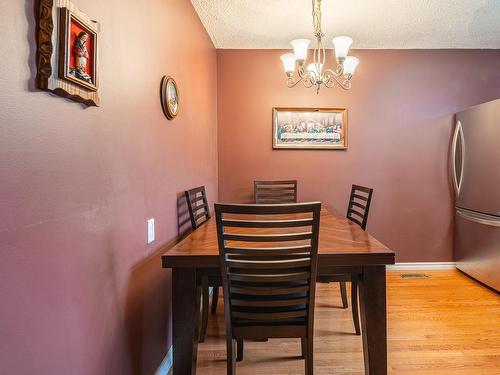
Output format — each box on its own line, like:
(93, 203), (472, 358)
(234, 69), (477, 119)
(400, 273), (430, 279)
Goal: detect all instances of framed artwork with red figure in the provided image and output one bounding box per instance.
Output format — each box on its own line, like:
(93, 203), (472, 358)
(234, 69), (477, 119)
(36, 0), (100, 106)
(59, 8), (98, 91)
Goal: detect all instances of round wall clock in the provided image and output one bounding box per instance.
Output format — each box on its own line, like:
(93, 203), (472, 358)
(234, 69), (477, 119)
(160, 76), (179, 119)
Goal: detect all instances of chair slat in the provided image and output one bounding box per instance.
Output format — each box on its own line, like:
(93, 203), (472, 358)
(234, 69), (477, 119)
(222, 218), (313, 228)
(352, 184), (372, 194)
(229, 285), (310, 296)
(188, 186), (205, 194)
(227, 254), (310, 262)
(256, 197), (296, 203)
(256, 192), (296, 198)
(225, 245), (311, 255)
(257, 187), (297, 192)
(189, 195), (205, 204)
(350, 201), (366, 210)
(223, 232), (312, 242)
(226, 258), (311, 269)
(190, 203), (203, 212)
(232, 297), (309, 307)
(348, 208), (365, 219)
(228, 272), (310, 283)
(348, 216), (363, 227)
(352, 193), (368, 202)
(232, 310), (307, 320)
(194, 211), (208, 222)
(254, 180), (297, 185)
(216, 202), (318, 215)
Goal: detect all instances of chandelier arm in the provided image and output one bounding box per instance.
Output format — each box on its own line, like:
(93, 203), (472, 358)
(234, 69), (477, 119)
(335, 64), (344, 76)
(323, 72), (352, 90)
(323, 68), (343, 78)
(303, 74), (315, 88)
(297, 65), (308, 79)
(286, 74), (305, 88)
(324, 79), (335, 88)
(315, 38), (326, 69)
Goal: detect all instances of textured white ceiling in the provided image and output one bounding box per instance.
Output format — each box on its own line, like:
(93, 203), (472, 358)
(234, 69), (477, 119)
(191, 0), (500, 49)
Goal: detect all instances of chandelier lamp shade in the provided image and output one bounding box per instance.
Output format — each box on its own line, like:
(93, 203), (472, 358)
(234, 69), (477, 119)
(280, 0), (359, 93)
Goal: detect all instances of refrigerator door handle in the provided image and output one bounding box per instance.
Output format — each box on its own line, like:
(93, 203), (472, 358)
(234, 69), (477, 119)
(451, 120), (465, 196)
(457, 208), (500, 228)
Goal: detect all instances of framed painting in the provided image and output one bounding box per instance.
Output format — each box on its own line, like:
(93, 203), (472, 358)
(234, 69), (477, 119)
(36, 0), (100, 106)
(59, 7), (98, 91)
(273, 108), (348, 149)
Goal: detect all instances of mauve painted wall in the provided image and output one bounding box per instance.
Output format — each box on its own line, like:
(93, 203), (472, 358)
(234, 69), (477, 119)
(0, 1), (216, 374)
(217, 49), (500, 262)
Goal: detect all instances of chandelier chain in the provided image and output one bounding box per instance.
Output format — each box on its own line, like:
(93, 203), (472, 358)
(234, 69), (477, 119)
(312, 0), (323, 38)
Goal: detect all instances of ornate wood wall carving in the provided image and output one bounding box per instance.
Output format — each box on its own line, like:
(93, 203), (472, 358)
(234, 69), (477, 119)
(35, 0), (100, 106)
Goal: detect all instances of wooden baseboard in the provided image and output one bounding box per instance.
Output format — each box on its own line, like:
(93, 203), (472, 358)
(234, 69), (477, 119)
(388, 262), (456, 270)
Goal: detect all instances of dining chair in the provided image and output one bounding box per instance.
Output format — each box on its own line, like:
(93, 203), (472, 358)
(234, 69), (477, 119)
(317, 184), (373, 336)
(254, 180), (298, 204)
(184, 185), (219, 343)
(215, 202), (321, 375)
(346, 184), (374, 231)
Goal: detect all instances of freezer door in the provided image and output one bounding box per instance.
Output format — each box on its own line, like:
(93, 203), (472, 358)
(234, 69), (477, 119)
(455, 99), (500, 217)
(455, 208), (500, 291)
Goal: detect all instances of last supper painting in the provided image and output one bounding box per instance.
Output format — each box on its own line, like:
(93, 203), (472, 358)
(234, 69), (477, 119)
(59, 7), (98, 91)
(273, 107), (347, 149)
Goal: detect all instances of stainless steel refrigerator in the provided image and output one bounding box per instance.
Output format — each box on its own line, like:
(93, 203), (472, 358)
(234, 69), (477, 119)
(452, 98), (500, 291)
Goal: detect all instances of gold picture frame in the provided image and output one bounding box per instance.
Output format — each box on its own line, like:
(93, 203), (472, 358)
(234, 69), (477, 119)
(160, 76), (179, 120)
(273, 107), (348, 149)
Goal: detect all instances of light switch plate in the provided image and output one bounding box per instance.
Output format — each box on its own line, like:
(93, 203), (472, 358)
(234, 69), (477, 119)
(147, 218), (155, 244)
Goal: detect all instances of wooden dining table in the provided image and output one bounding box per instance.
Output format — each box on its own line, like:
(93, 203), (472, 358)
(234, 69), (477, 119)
(162, 205), (395, 375)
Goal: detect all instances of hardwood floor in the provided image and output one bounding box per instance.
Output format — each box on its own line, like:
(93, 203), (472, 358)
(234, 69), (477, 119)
(195, 270), (500, 374)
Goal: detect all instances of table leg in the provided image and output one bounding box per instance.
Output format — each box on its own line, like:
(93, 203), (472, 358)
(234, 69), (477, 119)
(173, 268), (200, 375)
(359, 265), (387, 375)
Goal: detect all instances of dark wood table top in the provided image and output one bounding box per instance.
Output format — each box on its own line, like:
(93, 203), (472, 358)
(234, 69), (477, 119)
(162, 206), (395, 268)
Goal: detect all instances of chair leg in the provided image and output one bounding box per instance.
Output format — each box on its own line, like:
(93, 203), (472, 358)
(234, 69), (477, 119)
(340, 281), (348, 308)
(351, 280), (361, 335)
(199, 276), (209, 343)
(211, 286), (219, 315)
(236, 339), (244, 362)
(226, 338), (236, 375)
(304, 336), (313, 375)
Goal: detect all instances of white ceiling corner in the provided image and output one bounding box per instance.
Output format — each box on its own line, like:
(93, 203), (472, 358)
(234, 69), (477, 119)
(191, 0), (500, 49)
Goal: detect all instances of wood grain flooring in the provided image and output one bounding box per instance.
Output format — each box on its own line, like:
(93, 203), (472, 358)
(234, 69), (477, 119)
(194, 270), (500, 374)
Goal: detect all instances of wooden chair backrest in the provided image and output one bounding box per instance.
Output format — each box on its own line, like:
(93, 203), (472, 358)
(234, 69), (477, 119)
(215, 202), (321, 336)
(346, 184), (374, 230)
(185, 186), (211, 230)
(254, 180), (298, 204)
